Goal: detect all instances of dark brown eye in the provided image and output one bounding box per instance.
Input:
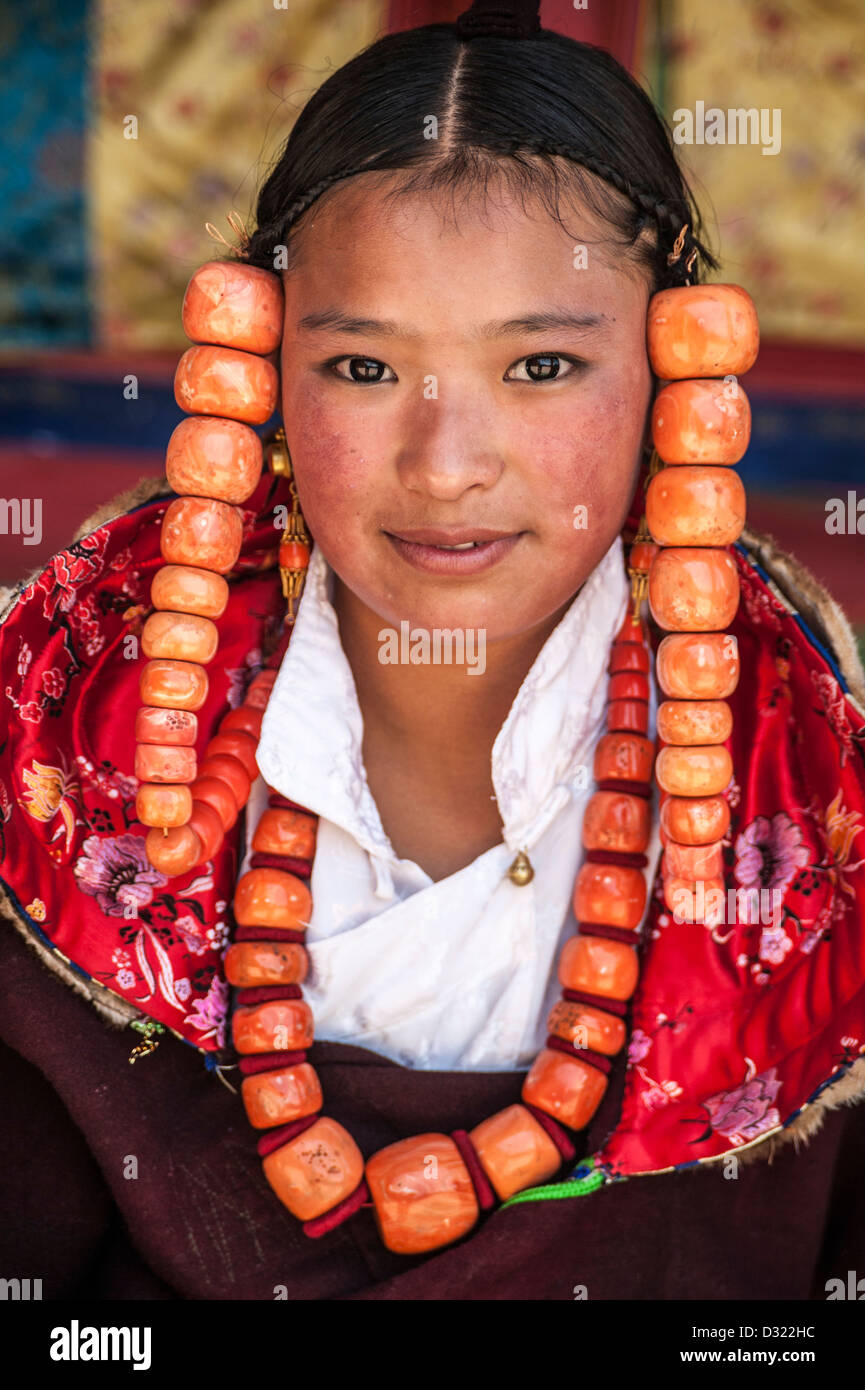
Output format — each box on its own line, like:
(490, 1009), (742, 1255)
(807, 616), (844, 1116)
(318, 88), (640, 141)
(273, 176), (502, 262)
(525, 354), (561, 381)
(505, 353), (583, 383)
(331, 357), (395, 383)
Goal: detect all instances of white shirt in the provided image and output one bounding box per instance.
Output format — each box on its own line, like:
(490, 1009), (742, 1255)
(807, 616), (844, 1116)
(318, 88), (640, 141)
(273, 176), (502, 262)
(245, 539), (662, 1072)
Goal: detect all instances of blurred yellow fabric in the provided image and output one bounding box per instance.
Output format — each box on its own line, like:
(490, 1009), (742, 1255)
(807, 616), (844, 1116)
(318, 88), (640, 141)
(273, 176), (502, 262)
(667, 0), (865, 346)
(91, 0), (385, 350)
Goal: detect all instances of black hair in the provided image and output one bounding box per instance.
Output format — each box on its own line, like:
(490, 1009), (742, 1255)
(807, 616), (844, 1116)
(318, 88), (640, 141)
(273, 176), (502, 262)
(241, 9), (717, 292)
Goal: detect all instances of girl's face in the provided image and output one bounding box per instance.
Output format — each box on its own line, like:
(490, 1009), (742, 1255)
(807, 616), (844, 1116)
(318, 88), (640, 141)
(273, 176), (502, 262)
(279, 173), (653, 642)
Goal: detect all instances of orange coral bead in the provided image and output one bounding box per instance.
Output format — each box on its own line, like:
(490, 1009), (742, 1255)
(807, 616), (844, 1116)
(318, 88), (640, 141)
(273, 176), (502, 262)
(656, 632), (740, 699)
(646, 467), (746, 548)
(134, 706), (197, 746)
(652, 378), (751, 465)
(245, 669), (277, 708)
(252, 808), (317, 861)
(278, 541), (310, 571)
(262, 1117), (365, 1222)
(166, 416), (264, 504)
(469, 1105), (562, 1201)
(188, 799), (224, 863)
(145, 824), (201, 875)
(628, 540), (659, 572)
(140, 658), (209, 711)
(607, 700), (649, 735)
(663, 838), (724, 880)
(233, 868), (311, 930)
(182, 260), (284, 356)
(190, 775), (238, 831)
(655, 744), (733, 797)
(647, 285), (759, 380)
(609, 643), (650, 675)
(648, 547), (739, 631)
(522, 1049), (608, 1131)
(608, 671), (649, 702)
(142, 610), (218, 664)
(174, 344), (279, 425)
(150, 564), (229, 619)
(241, 1064), (322, 1129)
(547, 1000), (627, 1056)
(581, 791), (650, 854)
(219, 705), (264, 740)
(593, 732), (654, 783)
(135, 783), (193, 828)
(573, 862), (647, 929)
(161, 496), (243, 574)
(558, 935), (640, 999)
(615, 612), (646, 643)
(224, 941), (309, 989)
(660, 794), (731, 846)
(657, 699), (732, 745)
(232, 999), (314, 1054)
(664, 877), (726, 926)
(134, 743), (196, 784)
(198, 754), (250, 808)
(365, 1134), (479, 1255)
(205, 730), (258, 781)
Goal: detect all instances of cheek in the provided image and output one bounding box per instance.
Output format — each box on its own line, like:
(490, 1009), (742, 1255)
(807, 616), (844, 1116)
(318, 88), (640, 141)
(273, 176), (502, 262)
(282, 388), (375, 541)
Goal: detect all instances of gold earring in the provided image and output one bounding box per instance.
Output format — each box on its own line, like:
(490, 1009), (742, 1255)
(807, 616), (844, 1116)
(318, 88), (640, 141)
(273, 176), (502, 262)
(265, 427), (311, 621)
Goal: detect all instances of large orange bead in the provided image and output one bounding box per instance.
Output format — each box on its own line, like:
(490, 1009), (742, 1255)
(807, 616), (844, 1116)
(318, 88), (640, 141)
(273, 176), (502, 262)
(182, 260), (284, 356)
(547, 1000), (627, 1056)
(663, 838), (724, 879)
(660, 794), (731, 846)
(655, 744), (732, 797)
(160, 496), (243, 574)
(657, 699), (732, 745)
(140, 659), (209, 711)
(647, 285), (759, 380)
(166, 416), (264, 505)
(252, 808), (317, 861)
(573, 862), (647, 929)
(198, 754), (250, 808)
(188, 799), (224, 863)
(224, 941), (309, 989)
(232, 999), (314, 1054)
(205, 730), (258, 781)
(219, 705), (264, 740)
(656, 633), (740, 699)
(174, 345), (279, 425)
(469, 1105), (561, 1201)
(241, 1064), (322, 1129)
(581, 790), (650, 854)
(134, 743), (196, 784)
(652, 378), (751, 465)
(142, 611), (218, 664)
(262, 1117), (364, 1222)
(365, 1134), (479, 1255)
(558, 935), (640, 999)
(190, 775), (238, 831)
(134, 706), (197, 746)
(150, 564), (229, 619)
(646, 467), (746, 548)
(522, 1049), (608, 1131)
(233, 868), (311, 930)
(135, 783), (193, 828)
(593, 732), (654, 783)
(648, 547), (739, 631)
(145, 824), (201, 876)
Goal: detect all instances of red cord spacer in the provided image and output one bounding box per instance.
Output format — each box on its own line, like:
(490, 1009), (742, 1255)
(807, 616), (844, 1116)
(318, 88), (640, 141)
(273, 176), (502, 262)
(257, 1113), (319, 1157)
(238, 1050), (308, 1076)
(545, 1035), (612, 1075)
(562, 988), (628, 1017)
(450, 1130), (497, 1211)
(522, 1103), (577, 1160)
(578, 922), (642, 945)
(584, 849), (649, 868)
(302, 1179), (371, 1239)
(234, 984), (303, 1006)
(596, 778), (652, 798)
(233, 925), (307, 944)
(249, 852), (312, 879)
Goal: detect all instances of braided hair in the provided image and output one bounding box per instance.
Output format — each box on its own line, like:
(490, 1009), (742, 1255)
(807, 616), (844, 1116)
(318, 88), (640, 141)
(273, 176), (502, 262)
(241, 0), (716, 293)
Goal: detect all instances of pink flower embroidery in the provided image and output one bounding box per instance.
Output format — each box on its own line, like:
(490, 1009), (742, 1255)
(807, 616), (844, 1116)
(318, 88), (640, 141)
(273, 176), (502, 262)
(734, 812), (810, 898)
(73, 833), (166, 916)
(758, 924), (793, 964)
(704, 1067), (781, 1144)
(186, 976), (228, 1046)
(174, 912), (208, 956)
(628, 1028), (652, 1065)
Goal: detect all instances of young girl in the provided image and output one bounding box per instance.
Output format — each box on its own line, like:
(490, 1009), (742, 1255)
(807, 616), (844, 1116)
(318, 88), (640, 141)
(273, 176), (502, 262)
(1, 2), (865, 1300)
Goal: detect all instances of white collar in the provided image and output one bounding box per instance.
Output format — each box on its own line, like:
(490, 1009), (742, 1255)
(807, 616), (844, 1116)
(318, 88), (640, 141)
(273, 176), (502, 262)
(256, 537), (628, 873)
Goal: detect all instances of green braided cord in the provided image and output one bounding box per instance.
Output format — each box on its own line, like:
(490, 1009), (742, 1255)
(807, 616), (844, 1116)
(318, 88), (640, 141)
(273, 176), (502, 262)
(500, 1155), (610, 1209)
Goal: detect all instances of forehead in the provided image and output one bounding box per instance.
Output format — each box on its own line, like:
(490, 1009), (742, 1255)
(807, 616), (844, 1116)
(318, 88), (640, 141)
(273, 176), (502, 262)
(282, 170), (650, 325)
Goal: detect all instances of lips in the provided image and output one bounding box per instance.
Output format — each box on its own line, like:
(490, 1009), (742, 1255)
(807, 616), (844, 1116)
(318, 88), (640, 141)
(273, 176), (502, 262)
(384, 526), (523, 576)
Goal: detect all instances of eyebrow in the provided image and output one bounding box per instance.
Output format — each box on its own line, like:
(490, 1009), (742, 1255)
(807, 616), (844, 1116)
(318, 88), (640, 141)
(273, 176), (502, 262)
(296, 308), (609, 339)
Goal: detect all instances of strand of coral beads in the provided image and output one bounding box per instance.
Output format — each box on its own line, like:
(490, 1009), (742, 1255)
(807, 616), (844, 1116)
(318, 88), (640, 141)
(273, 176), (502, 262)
(220, 584), (656, 1256)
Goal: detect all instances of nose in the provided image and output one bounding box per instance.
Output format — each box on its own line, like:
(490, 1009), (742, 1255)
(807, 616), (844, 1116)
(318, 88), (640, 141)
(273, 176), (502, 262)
(395, 389), (505, 502)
